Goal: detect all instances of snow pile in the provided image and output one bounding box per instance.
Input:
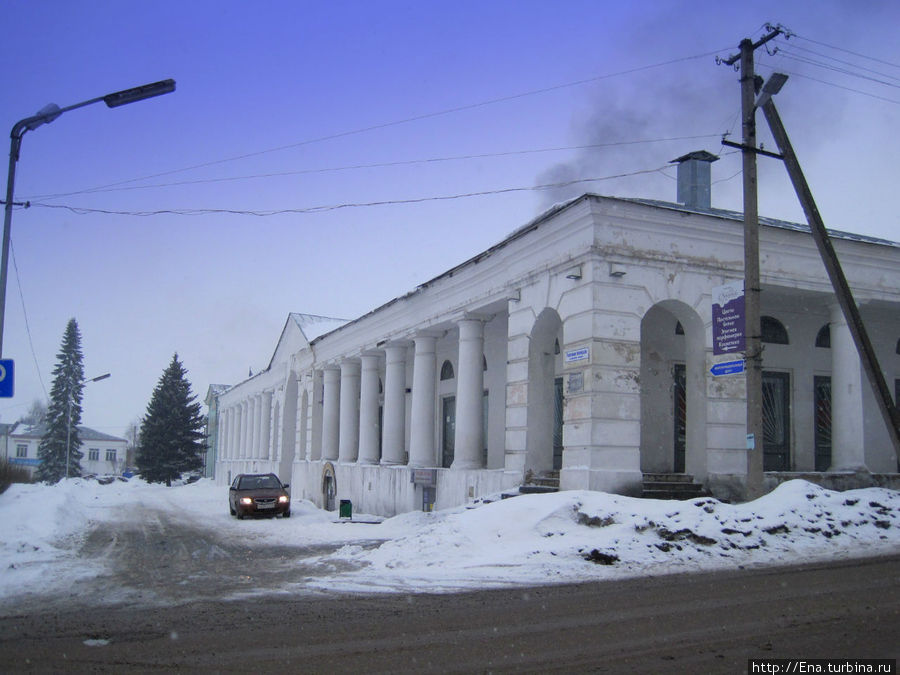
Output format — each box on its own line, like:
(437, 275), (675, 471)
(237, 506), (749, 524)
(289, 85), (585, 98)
(307, 481), (900, 593)
(0, 478), (898, 602)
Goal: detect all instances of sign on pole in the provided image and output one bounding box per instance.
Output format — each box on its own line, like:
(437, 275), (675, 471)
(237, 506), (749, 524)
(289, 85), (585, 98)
(0, 359), (13, 397)
(712, 280), (745, 355)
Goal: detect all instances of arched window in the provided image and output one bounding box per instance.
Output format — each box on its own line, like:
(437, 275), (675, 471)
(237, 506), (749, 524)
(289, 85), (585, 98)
(483, 355), (488, 371)
(440, 360), (455, 381)
(815, 324), (831, 349)
(554, 338), (560, 355)
(675, 321), (684, 335)
(761, 316), (789, 345)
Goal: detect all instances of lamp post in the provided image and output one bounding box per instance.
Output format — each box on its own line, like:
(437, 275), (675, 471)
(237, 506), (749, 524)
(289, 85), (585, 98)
(66, 372), (111, 479)
(0, 79), (175, 357)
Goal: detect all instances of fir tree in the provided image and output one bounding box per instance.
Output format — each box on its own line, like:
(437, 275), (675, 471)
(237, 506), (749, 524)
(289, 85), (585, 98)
(36, 318), (85, 482)
(136, 354), (206, 486)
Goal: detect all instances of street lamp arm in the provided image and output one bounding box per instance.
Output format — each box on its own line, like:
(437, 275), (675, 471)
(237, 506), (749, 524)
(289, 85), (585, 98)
(0, 78), (175, 358)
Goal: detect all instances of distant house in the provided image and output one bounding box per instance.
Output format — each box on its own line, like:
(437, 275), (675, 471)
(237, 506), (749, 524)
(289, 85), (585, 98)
(6, 423), (129, 479)
(204, 384), (230, 479)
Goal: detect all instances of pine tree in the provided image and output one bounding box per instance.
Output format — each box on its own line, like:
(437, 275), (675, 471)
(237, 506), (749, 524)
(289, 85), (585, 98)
(136, 354), (206, 486)
(36, 318), (85, 482)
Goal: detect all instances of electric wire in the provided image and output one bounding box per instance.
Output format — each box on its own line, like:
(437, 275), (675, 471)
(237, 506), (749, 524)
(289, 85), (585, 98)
(32, 134), (720, 198)
(756, 63), (900, 105)
(775, 42), (900, 83)
(29, 48), (732, 202)
(10, 240), (47, 400)
(27, 165), (671, 218)
(775, 50), (900, 90)
(791, 33), (900, 71)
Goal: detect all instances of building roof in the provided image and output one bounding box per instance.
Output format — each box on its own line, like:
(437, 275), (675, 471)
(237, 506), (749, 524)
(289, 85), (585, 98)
(10, 423), (127, 443)
(301, 193), (898, 346)
(619, 197), (900, 249)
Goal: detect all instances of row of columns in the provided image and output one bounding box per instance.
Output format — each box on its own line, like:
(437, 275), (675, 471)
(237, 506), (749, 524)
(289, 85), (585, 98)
(319, 319), (486, 469)
(219, 391), (274, 462)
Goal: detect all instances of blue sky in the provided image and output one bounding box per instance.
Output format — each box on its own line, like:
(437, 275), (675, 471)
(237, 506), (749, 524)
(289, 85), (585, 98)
(1, 1), (897, 439)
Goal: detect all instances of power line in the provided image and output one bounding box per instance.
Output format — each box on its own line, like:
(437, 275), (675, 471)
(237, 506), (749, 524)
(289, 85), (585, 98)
(10, 240), (47, 400)
(775, 42), (900, 83)
(28, 165), (671, 218)
(792, 33), (900, 70)
(28, 48), (731, 201)
(774, 49), (900, 90)
(32, 134), (720, 199)
(756, 63), (900, 105)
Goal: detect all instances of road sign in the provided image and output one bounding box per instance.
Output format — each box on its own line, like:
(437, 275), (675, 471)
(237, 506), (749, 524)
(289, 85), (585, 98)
(712, 280), (745, 355)
(710, 359), (745, 377)
(0, 359), (13, 397)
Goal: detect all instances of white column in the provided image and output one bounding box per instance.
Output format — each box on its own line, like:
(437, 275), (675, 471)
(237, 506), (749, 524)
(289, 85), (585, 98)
(252, 395), (262, 459)
(338, 360), (361, 463)
(829, 304), (867, 470)
(358, 354), (381, 464)
(382, 345), (407, 465)
(240, 400), (249, 459)
(219, 408), (234, 460)
(260, 391), (273, 461)
(234, 403), (241, 460)
(453, 319), (485, 469)
(409, 336), (437, 468)
(310, 371), (324, 461)
(219, 408), (228, 461)
(322, 368), (341, 461)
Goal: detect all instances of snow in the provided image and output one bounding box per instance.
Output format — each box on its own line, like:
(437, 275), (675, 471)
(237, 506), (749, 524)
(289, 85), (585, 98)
(1, 478), (898, 604)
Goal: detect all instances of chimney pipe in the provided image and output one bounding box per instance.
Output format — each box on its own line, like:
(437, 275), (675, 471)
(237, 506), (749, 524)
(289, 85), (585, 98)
(671, 150), (719, 210)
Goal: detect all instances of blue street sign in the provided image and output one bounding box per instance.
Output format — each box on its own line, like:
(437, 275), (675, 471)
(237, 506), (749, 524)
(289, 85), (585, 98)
(0, 359), (13, 397)
(710, 359), (745, 377)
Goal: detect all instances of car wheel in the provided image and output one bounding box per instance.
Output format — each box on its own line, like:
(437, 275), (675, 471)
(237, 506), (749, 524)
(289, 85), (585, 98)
(229, 505), (236, 516)
(282, 510), (291, 518)
(236, 511), (244, 520)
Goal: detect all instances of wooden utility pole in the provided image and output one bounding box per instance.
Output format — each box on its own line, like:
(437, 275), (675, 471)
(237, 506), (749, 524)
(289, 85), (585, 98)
(722, 27), (781, 498)
(761, 98), (900, 462)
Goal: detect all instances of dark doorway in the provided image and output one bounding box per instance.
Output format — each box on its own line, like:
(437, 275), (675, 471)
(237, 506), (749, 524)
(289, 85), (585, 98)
(323, 475), (335, 512)
(673, 363), (687, 473)
(814, 376), (832, 471)
(763, 371), (791, 471)
(442, 396), (456, 468)
(553, 377), (564, 470)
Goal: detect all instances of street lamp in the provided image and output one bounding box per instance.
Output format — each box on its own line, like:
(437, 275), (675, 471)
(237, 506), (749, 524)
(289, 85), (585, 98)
(66, 372), (111, 479)
(0, 79), (175, 357)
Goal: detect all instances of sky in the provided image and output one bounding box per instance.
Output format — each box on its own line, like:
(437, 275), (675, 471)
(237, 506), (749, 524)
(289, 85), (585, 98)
(0, 1), (897, 439)
(0, 477), (898, 605)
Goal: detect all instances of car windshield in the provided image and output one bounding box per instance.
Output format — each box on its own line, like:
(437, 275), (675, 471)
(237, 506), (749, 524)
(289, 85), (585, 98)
(239, 476), (280, 490)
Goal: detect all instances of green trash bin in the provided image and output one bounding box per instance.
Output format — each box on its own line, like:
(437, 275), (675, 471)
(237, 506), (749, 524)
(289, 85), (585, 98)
(339, 499), (352, 519)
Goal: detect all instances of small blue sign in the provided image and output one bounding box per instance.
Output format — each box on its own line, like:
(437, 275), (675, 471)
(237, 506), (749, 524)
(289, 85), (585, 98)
(0, 359), (13, 397)
(710, 359), (745, 377)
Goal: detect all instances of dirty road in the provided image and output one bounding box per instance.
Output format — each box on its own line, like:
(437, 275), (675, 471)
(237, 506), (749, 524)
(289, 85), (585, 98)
(0, 504), (897, 673)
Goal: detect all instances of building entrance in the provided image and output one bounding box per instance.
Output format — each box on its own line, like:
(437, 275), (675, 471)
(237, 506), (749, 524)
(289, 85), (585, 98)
(763, 371), (791, 471)
(442, 396), (456, 468)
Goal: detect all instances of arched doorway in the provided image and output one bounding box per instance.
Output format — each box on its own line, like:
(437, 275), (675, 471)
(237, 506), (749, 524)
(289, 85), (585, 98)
(526, 308), (564, 474)
(640, 301), (707, 477)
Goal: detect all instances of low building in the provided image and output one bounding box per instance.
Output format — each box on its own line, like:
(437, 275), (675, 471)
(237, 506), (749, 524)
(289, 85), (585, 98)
(213, 153), (900, 516)
(7, 423), (129, 479)
(204, 384), (230, 478)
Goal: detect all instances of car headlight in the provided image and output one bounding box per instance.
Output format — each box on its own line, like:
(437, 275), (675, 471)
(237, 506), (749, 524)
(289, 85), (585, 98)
(278, 495), (289, 504)
(239, 497), (253, 505)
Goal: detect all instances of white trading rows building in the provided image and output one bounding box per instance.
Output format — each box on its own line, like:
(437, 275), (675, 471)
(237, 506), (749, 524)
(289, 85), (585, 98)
(212, 152), (900, 516)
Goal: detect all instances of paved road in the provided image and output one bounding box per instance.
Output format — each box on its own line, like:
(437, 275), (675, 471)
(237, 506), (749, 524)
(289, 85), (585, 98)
(1, 553), (897, 673)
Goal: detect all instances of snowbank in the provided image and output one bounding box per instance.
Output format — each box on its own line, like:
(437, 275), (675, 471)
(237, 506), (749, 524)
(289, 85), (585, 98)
(1, 477), (897, 602)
